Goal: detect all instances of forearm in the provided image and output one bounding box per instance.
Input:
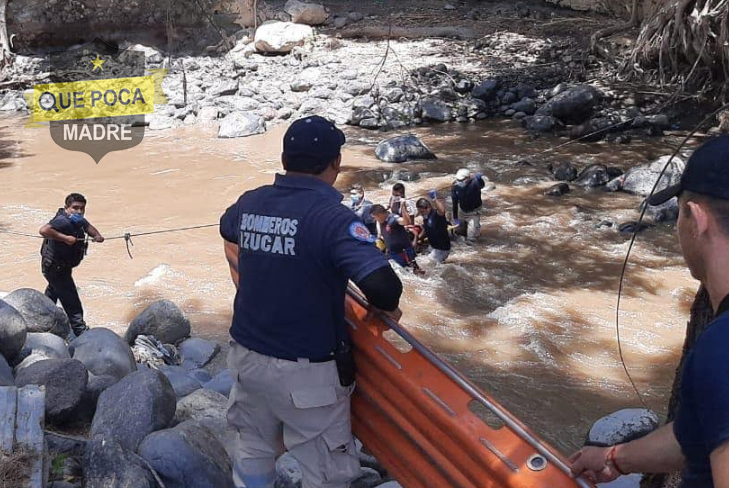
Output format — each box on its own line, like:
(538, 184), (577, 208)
(356, 266), (402, 312)
(434, 199), (446, 215)
(616, 423), (684, 474)
(223, 241), (240, 289)
(87, 224), (104, 239)
(40, 225), (72, 242)
(400, 211), (411, 226)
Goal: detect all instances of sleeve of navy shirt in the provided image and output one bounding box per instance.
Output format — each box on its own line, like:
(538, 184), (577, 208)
(691, 330), (729, 453)
(329, 208), (390, 283)
(219, 199), (242, 244)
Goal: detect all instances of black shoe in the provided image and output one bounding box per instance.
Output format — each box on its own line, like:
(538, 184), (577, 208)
(72, 326), (89, 337)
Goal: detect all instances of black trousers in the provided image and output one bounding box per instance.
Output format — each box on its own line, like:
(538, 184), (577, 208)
(41, 258), (86, 334)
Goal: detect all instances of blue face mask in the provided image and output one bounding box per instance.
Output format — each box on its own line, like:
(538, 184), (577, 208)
(351, 195), (362, 204)
(69, 213), (85, 224)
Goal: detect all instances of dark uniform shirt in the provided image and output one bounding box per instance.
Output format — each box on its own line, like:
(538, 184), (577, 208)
(220, 174), (389, 361)
(40, 208), (88, 268)
(674, 293), (729, 488)
(451, 177), (486, 219)
(422, 209), (451, 251)
(380, 214), (412, 254)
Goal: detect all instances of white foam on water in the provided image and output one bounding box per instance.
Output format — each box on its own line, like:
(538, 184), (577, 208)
(134, 264), (179, 288)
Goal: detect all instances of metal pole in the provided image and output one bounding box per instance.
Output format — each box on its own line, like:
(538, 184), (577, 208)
(347, 287), (593, 488)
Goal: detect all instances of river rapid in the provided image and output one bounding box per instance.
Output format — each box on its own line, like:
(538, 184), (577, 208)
(0, 115), (697, 453)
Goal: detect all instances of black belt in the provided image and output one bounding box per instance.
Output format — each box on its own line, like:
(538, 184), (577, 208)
(277, 354), (334, 363)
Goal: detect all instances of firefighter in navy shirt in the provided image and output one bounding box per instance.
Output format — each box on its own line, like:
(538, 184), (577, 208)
(39, 193), (104, 337)
(416, 191), (451, 263)
(451, 168), (486, 243)
(370, 204), (423, 275)
(220, 116), (403, 488)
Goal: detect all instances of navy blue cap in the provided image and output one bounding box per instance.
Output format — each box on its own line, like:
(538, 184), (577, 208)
(648, 135), (729, 205)
(282, 116), (346, 172)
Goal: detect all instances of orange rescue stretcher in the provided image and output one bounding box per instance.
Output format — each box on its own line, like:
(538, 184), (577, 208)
(345, 287), (595, 488)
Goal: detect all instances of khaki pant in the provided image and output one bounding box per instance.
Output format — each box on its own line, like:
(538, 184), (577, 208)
(460, 207), (482, 242)
(227, 341), (360, 488)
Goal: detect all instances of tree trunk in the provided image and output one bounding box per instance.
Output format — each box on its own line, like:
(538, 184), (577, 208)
(0, 0), (11, 63)
(640, 285), (714, 488)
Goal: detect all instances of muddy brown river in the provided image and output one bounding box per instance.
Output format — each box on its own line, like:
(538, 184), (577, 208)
(0, 115), (697, 453)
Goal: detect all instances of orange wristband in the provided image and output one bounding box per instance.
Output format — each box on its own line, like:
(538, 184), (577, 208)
(607, 445), (627, 475)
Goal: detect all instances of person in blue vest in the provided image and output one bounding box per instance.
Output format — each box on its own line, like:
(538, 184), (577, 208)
(416, 190), (451, 263)
(347, 183), (377, 235)
(569, 135), (729, 488)
(370, 204), (424, 275)
(451, 168), (486, 243)
(220, 115), (403, 488)
(39, 193), (104, 337)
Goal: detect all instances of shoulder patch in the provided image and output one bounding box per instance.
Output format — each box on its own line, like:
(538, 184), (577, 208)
(349, 221), (376, 243)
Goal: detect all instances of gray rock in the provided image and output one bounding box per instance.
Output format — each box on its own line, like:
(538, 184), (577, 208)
(587, 408), (659, 446)
(504, 109), (515, 117)
(70, 327), (136, 380)
(3, 288), (70, 338)
(92, 369), (176, 452)
(139, 420), (234, 488)
(216, 96), (260, 113)
(15, 358), (88, 425)
(17, 332), (70, 364)
(646, 114), (670, 130)
(513, 98), (536, 115)
(333, 16), (348, 28)
(544, 183), (570, 197)
(164, 371), (202, 398)
(125, 300), (191, 345)
(471, 79), (499, 101)
(310, 87), (332, 100)
(203, 369), (235, 397)
(284, 0), (329, 25)
(254, 21), (314, 53)
(575, 164), (610, 187)
(420, 99), (451, 122)
(523, 115), (557, 133)
(515, 83), (537, 100)
(342, 81), (370, 96)
(536, 84), (601, 125)
(84, 440), (157, 488)
(550, 161), (578, 182)
(147, 114), (175, 130)
(14, 351), (55, 375)
(70, 374), (119, 425)
(641, 198), (679, 223)
(375, 135), (437, 163)
(290, 79), (312, 92)
(501, 92), (518, 105)
(0, 354), (13, 386)
(197, 106), (219, 123)
(297, 98), (324, 116)
(46, 432), (87, 457)
(460, 98), (486, 118)
(607, 155), (685, 196)
(178, 338), (220, 368)
(0, 299), (27, 361)
(353, 95), (376, 109)
(348, 11), (364, 22)
(207, 79), (239, 97)
(382, 87), (404, 103)
(350, 107), (377, 125)
(174, 388), (228, 425)
(359, 118), (379, 130)
(352, 467), (382, 488)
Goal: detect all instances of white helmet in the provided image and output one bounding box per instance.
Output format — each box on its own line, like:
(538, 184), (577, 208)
(456, 168), (470, 181)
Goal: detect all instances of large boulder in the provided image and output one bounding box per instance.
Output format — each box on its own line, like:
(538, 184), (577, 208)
(471, 79), (499, 101)
(0, 299), (27, 361)
(254, 21), (314, 53)
(84, 439), (158, 488)
(92, 369), (176, 452)
(203, 369), (235, 397)
(70, 327), (136, 381)
(586, 408), (659, 446)
(70, 374), (120, 425)
(17, 332), (69, 364)
(375, 135), (437, 163)
(138, 420), (234, 488)
(174, 388), (228, 425)
(420, 99), (452, 122)
(15, 358), (88, 425)
(606, 155), (685, 196)
(178, 338), (220, 368)
(218, 111), (266, 138)
(125, 300), (191, 345)
(536, 84), (601, 125)
(550, 161), (578, 182)
(284, 0), (329, 25)
(523, 115), (558, 133)
(0, 354), (13, 386)
(3, 288), (70, 338)
(163, 371), (202, 399)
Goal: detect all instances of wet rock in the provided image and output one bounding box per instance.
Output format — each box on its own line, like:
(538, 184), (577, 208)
(513, 98), (536, 115)
(16, 332), (69, 364)
(3, 288), (71, 338)
(569, 116), (616, 142)
(70, 327), (136, 381)
(523, 115), (557, 133)
(544, 183), (570, 197)
(420, 99), (451, 122)
(84, 439), (157, 488)
(352, 467), (382, 488)
(174, 388), (228, 425)
(0, 299), (27, 361)
(587, 408), (659, 446)
(536, 84), (601, 125)
(438, 87), (459, 102)
(139, 420), (234, 488)
(179, 338), (220, 368)
(0, 354), (13, 386)
(92, 369), (176, 452)
(471, 79), (498, 101)
(550, 161), (578, 182)
(514, 83), (537, 100)
(618, 221), (653, 234)
(513, 176), (551, 186)
(606, 155), (685, 196)
(454, 79), (473, 94)
(375, 135), (436, 163)
(204, 369), (235, 397)
(125, 299), (191, 345)
(461, 98), (486, 118)
(574, 164), (610, 187)
(607, 167), (624, 180)
(646, 114), (670, 130)
(641, 199), (679, 223)
(15, 358), (88, 425)
(254, 21), (314, 53)
(284, 0), (329, 25)
(218, 111), (266, 138)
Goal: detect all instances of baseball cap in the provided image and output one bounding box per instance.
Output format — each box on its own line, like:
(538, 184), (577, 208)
(282, 116), (346, 173)
(456, 168), (470, 181)
(648, 135), (729, 205)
